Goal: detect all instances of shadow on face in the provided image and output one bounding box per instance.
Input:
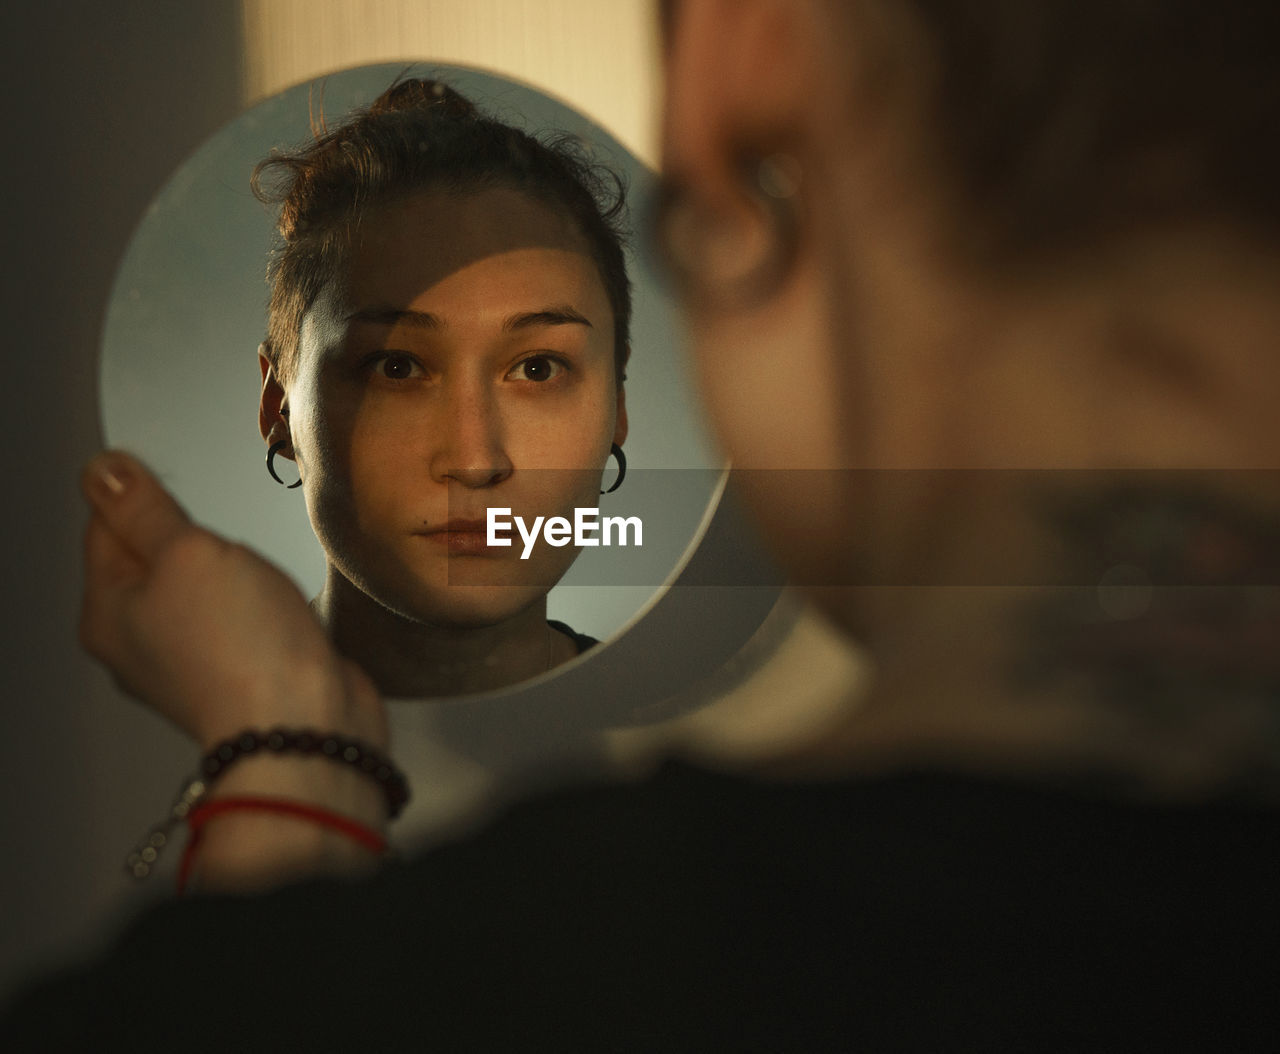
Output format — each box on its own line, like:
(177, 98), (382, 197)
(270, 187), (624, 633)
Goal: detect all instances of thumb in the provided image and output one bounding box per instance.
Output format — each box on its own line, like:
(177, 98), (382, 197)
(81, 450), (192, 567)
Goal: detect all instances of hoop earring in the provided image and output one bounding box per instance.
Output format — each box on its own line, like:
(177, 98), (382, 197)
(266, 440), (302, 489)
(652, 153), (801, 309)
(601, 442), (626, 495)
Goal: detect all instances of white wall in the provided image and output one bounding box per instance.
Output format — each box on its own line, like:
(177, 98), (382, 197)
(239, 0), (659, 163)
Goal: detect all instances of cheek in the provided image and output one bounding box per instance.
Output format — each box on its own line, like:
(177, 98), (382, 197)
(690, 272), (845, 472)
(688, 288), (854, 586)
(515, 405), (615, 517)
(695, 341), (838, 471)
(508, 386), (616, 468)
(289, 368), (361, 474)
(299, 401), (409, 541)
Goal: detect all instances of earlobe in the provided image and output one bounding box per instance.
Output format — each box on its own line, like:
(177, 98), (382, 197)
(258, 345), (290, 448)
(614, 392), (629, 448)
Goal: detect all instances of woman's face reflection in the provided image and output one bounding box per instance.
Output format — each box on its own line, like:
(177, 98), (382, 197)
(272, 186), (627, 630)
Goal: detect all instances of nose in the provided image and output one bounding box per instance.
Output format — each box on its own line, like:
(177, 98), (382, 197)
(428, 379), (513, 489)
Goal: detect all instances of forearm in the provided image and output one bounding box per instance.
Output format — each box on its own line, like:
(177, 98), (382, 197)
(77, 452), (401, 894)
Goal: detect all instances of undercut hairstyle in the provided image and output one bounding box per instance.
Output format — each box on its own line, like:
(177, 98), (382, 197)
(252, 77), (632, 386)
(853, 0), (1280, 261)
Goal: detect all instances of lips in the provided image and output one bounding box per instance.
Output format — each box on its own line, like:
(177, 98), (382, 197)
(427, 519), (491, 534)
(418, 517), (512, 556)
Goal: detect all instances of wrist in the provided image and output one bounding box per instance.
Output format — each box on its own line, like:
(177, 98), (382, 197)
(123, 723), (408, 889)
(209, 753), (387, 831)
(195, 727), (408, 822)
(181, 791), (387, 894)
(179, 750), (392, 895)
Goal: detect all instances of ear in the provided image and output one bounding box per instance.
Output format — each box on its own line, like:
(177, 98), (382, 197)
(662, 0), (819, 198)
(613, 345), (630, 447)
(258, 344), (292, 454)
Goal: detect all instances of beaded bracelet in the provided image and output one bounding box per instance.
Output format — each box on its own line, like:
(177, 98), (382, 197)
(200, 728), (409, 819)
(124, 726), (410, 881)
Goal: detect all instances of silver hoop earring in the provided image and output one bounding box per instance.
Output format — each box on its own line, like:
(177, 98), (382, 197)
(653, 153), (801, 308)
(266, 440), (302, 489)
(601, 442), (626, 495)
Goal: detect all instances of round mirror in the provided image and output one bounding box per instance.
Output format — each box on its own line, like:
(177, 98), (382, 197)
(101, 62), (782, 839)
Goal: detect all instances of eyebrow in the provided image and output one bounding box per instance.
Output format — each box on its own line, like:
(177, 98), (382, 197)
(344, 305), (593, 331)
(344, 307), (441, 329)
(505, 307), (593, 331)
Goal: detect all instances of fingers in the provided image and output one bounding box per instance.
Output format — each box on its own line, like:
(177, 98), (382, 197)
(81, 503), (152, 656)
(83, 509), (145, 590)
(81, 451), (192, 567)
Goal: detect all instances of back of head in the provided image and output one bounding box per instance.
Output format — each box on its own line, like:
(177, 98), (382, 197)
(876, 0), (1280, 263)
(660, 0), (1280, 794)
(253, 76), (631, 386)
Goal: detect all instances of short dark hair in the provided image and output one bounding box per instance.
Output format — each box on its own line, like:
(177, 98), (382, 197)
(252, 77), (631, 385)
(860, 0), (1280, 261)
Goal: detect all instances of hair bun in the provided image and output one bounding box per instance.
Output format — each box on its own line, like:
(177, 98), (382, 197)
(368, 78), (477, 119)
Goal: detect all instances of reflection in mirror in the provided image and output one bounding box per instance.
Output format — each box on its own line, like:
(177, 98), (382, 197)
(252, 77), (635, 698)
(103, 64), (727, 697)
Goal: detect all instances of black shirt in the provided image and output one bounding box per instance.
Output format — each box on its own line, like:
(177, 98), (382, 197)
(548, 618), (599, 654)
(5, 761), (1279, 1051)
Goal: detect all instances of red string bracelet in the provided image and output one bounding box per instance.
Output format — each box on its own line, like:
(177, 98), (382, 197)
(177, 796), (389, 895)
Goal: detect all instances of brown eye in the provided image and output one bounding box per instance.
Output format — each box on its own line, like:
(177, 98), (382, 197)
(376, 354), (422, 380)
(513, 355), (563, 383)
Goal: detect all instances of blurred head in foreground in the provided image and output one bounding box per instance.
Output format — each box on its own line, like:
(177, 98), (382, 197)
(658, 0), (1280, 794)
